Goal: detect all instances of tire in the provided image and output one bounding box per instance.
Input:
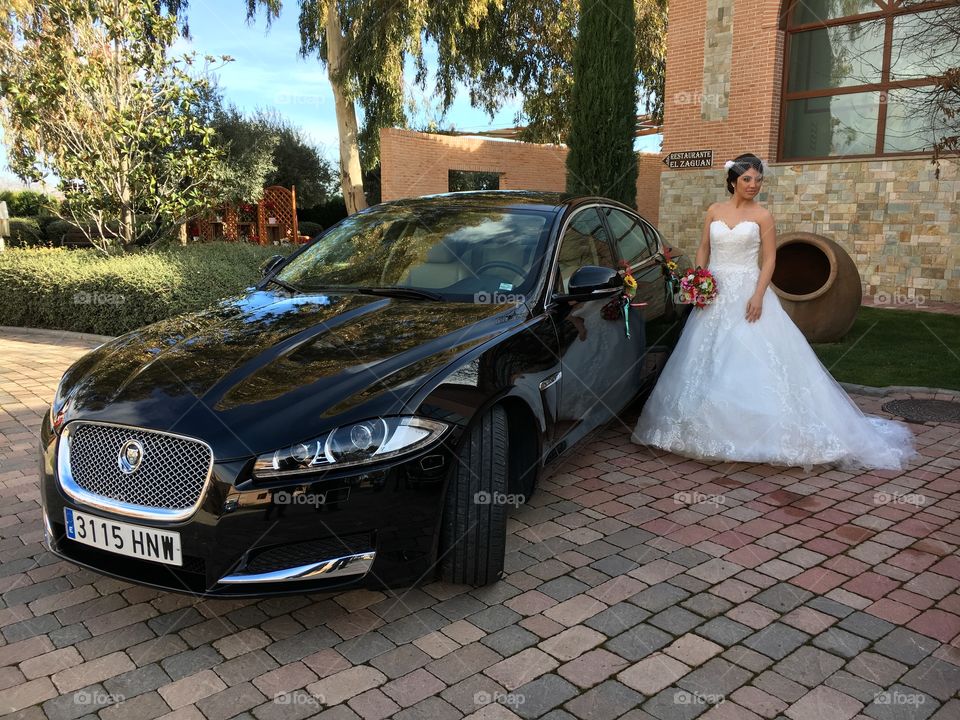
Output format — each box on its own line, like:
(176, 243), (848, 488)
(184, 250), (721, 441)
(439, 404), (508, 585)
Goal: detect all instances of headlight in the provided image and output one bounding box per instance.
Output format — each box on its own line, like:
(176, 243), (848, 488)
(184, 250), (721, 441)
(253, 416), (448, 478)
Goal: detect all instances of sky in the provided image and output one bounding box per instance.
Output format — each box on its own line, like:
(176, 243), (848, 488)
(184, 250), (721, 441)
(0, 0), (663, 189)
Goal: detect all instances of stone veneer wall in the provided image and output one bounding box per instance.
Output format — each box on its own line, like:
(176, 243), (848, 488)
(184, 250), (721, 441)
(658, 158), (960, 303)
(701, 0), (733, 122)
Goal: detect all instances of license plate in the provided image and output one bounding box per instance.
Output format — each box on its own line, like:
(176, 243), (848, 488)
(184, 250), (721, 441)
(64, 508), (182, 566)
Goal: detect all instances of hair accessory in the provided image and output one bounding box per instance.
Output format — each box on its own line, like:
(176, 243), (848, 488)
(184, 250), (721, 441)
(724, 160), (735, 170)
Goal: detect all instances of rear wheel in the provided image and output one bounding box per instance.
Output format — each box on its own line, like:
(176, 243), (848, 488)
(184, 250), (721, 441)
(439, 405), (508, 585)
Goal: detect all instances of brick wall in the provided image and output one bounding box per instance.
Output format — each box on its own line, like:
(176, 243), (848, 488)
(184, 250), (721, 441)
(380, 128), (664, 224)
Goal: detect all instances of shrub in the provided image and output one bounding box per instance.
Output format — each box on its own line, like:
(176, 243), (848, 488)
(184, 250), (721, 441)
(0, 190), (59, 217)
(0, 242), (297, 336)
(297, 221), (324, 238)
(298, 198), (347, 231)
(7, 217), (47, 247)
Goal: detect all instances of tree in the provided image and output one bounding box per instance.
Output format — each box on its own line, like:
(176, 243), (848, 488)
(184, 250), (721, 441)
(255, 111), (337, 207)
(565, 0), (638, 206)
(210, 105), (280, 205)
(0, 0), (227, 251)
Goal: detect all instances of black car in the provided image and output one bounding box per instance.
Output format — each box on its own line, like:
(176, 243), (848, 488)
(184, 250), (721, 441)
(40, 191), (680, 596)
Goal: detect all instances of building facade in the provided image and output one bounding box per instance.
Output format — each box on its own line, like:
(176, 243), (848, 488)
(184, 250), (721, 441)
(381, 0), (959, 302)
(661, 0), (959, 303)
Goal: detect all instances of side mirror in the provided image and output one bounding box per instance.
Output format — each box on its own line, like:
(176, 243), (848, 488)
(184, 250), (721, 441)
(555, 265), (622, 301)
(260, 254), (285, 278)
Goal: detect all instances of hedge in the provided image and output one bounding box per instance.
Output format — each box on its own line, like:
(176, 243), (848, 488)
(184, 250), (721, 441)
(7, 218), (46, 247)
(297, 220), (324, 238)
(0, 242), (297, 336)
(0, 190), (59, 217)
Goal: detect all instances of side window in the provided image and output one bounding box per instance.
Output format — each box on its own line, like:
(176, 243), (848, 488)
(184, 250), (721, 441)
(602, 208), (654, 266)
(555, 208), (615, 293)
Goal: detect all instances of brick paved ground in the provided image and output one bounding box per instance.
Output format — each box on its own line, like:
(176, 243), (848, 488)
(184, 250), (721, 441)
(2, 328), (960, 720)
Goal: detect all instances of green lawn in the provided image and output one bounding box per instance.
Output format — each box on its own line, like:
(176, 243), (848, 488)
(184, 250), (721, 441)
(812, 306), (960, 391)
(646, 306), (960, 392)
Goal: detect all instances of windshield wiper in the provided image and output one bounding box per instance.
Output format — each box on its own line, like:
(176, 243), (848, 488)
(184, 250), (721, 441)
(354, 286), (443, 301)
(266, 277), (300, 294)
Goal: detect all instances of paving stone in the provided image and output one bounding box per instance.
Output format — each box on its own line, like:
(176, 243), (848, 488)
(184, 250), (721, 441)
(558, 649), (630, 690)
(582, 602), (650, 636)
(427, 642), (503, 685)
(510, 674), (579, 719)
(846, 652), (909, 687)
(669, 575), (712, 594)
(76, 622), (154, 661)
(213, 649), (279, 685)
(266, 626), (339, 664)
(538, 625), (605, 662)
(785, 685), (863, 720)
(695, 617), (754, 647)
(469, 605), (522, 633)
(721, 645), (775, 673)
(99, 690), (169, 720)
(3, 612), (60, 642)
(604, 623), (673, 662)
(562, 679), (643, 720)
(629, 583), (691, 612)
(642, 685), (712, 720)
(824, 670), (883, 704)
(335, 631), (396, 665)
(347, 687), (401, 720)
(481, 624), (539, 657)
(378, 609), (449, 644)
(368, 644), (432, 680)
(837, 612), (896, 641)
(48, 623), (91, 649)
(872, 627), (940, 666)
(439, 673), (507, 714)
(157, 668), (226, 710)
(811, 627), (871, 659)
(41, 683), (113, 720)
(434, 594), (488, 622)
(752, 584), (814, 614)
(589, 556), (638, 577)
(485, 647), (559, 691)
(196, 682), (266, 720)
(392, 695), (461, 720)
(663, 633), (723, 667)
(381, 668), (445, 708)
(863, 684), (939, 720)
(102, 662), (170, 699)
(305, 666), (387, 707)
(159, 645), (223, 682)
(618, 653), (691, 695)
(677, 657), (752, 699)
(900, 656), (960, 701)
(666, 548), (714, 568)
(648, 606), (705, 635)
(681, 593), (734, 619)
(538, 577), (590, 602)
(753, 671), (809, 703)
(773, 646), (845, 688)
(145, 608), (204, 636)
(806, 597), (856, 619)
(743, 623), (810, 662)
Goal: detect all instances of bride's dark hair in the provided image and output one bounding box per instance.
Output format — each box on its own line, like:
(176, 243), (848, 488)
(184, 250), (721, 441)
(726, 153), (764, 194)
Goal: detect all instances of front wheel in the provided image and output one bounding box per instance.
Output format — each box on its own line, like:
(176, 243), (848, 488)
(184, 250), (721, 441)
(439, 405), (508, 585)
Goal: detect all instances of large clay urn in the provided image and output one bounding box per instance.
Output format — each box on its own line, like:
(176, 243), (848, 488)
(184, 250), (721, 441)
(770, 232), (861, 343)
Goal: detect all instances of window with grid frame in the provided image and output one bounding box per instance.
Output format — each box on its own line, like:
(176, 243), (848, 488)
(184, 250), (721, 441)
(779, 0), (959, 160)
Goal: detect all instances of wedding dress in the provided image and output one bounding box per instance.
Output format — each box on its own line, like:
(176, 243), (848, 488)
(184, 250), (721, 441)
(631, 219), (917, 471)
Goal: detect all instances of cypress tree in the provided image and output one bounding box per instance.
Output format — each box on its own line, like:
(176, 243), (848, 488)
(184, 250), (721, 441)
(565, 0), (639, 207)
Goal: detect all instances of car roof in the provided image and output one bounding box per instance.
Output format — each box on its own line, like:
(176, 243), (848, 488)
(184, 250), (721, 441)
(375, 190), (628, 215)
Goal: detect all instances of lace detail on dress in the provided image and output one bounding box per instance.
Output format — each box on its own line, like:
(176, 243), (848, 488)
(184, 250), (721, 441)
(631, 220), (917, 471)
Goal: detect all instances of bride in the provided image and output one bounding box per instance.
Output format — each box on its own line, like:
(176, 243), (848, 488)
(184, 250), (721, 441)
(631, 153), (916, 471)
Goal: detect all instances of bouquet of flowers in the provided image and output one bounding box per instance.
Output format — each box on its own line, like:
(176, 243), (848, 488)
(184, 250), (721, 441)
(677, 267), (718, 308)
(656, 248), (718, 309)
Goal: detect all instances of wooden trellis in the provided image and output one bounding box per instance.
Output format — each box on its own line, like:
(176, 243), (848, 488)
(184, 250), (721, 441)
(189, 185), (305, 245)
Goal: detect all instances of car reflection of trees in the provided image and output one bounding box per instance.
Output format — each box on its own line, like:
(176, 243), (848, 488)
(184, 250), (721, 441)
(66, 293), (353, 411)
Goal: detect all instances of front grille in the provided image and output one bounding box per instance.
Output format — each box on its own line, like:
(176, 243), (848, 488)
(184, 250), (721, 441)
(66, 422), (212, 512)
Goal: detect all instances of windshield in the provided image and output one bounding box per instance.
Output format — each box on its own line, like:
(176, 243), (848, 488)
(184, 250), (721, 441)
(276, 205), (554, 302)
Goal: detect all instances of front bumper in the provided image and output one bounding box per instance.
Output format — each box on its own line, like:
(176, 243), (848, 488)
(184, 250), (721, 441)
(40, 416), (457, 597)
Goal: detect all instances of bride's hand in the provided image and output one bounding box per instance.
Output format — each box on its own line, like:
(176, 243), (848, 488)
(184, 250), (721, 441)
(746, 293), (763, 322)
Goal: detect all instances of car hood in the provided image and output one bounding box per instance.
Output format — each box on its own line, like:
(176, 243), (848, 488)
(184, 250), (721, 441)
(57, 289), (526, 459)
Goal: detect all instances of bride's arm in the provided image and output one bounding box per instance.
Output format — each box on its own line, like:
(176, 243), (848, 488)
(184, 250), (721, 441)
(746, 212), (777, 322)
(695, 206), (714, 268)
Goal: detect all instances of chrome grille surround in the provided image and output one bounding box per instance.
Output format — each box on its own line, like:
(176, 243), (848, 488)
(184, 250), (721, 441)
(57, 421), (214, 521)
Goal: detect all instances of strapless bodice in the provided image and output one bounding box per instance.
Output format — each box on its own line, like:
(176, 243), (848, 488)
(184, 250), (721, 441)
(709, 220), (761, 272)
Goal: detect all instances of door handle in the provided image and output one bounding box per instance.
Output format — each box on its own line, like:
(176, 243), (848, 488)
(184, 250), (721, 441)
(539, 371), (562, 391)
